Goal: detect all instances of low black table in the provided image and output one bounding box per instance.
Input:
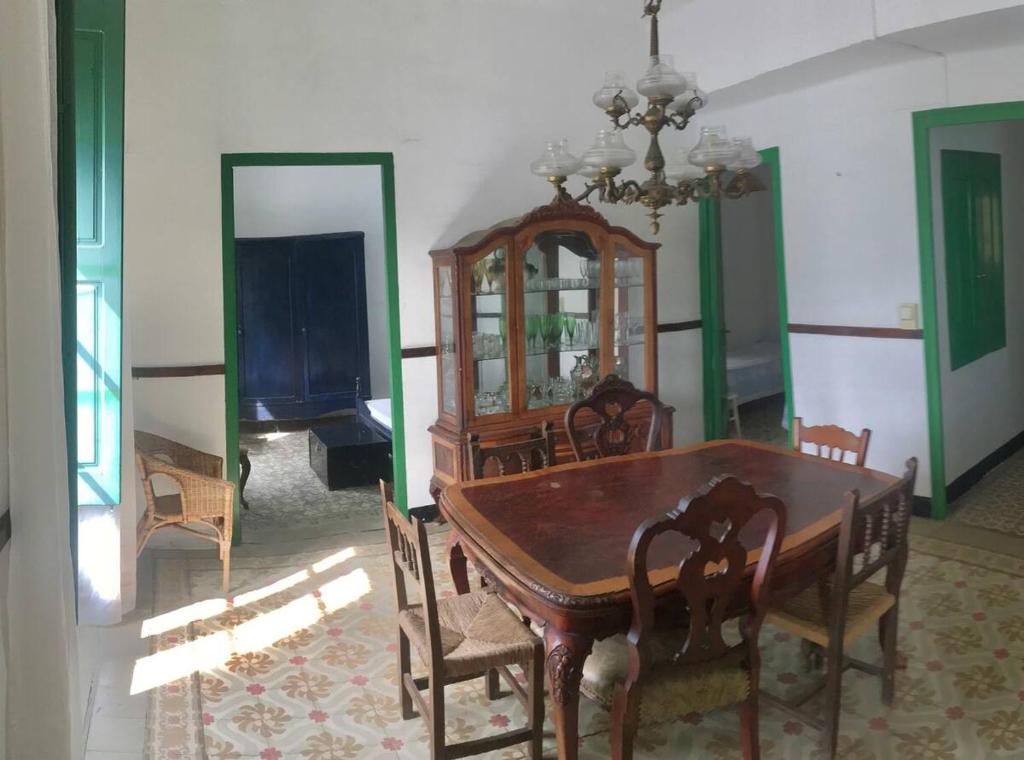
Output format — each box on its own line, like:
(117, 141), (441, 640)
(309, 421), (391, 490)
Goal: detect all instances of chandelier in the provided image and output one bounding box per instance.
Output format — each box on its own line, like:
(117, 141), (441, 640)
(530, 0), (764, 234)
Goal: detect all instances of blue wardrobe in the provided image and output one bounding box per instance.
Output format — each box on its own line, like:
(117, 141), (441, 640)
(236, 231), (370, 421)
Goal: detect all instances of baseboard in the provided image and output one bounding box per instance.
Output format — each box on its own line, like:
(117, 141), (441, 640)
(912, 495), (933, 518)
(946, 429), (1024, 506)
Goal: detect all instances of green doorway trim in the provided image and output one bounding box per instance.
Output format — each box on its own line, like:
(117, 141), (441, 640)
(221, 152), (407, 543)
(700, 147), (794, 442)
(912, 100), (1024, 520)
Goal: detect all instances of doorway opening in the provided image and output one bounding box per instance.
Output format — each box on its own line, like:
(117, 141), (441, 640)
(913, 104), (1024, 534)
(221, 155), (406, 545)
(701, 148), (793, 445)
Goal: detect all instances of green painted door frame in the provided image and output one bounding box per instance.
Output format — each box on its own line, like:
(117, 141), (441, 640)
(221, 153), (408, 542)
(912, 100), (1024, 519)
(700, 147), (794, 442)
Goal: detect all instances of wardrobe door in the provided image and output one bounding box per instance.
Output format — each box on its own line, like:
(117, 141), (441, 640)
(295, 233), (370, 410)
(236, 238), (301, 419)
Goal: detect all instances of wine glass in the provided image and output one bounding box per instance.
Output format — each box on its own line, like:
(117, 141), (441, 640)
(526, 314), (539, 351)
(563, 313), (577, 348)
(498, 316), (507, 352)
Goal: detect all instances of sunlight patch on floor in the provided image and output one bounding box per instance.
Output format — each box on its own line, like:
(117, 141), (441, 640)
(131, 555), (370, 695)
(139, 546), (357, 638)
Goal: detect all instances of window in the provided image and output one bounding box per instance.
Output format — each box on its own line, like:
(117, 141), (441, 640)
(941, 149), (1005, 370)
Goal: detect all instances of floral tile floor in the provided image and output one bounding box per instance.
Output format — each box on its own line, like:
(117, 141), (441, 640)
(143, 533), (1024, 759)
(952, 448), (1024, 538)
(239, 428), (382, 541)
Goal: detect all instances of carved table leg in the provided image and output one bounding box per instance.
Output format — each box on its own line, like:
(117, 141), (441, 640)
(446, 531), (471, 595)
(544, 626), (593, 760)
(239, 447), (251, 510)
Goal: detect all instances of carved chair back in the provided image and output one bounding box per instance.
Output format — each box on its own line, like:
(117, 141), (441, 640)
(467, 421), (556, 480)
(831, 458), (918, 630)
(565, 374), (666, 461)
(793, 417), (871, 466)
(380, 481), (443, 671)
(626, 476), (787, 670)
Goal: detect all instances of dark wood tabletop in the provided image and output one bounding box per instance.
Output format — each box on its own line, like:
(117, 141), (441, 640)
(439, 439), (900, 760)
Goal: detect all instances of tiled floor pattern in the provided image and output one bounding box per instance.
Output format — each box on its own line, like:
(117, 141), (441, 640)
(240, 427), (382, 541)
(952, 448), (1024, 537)
(144, 532), (1024, 759)
(732, 394), (789, 448)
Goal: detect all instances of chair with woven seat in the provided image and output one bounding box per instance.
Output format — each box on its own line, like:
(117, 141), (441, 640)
(581, 476), (787, 760)
(565, 374), (667, 461)
(467, 421), (556, 480)
(792, 417), (871, 466)
(380, 481), (545, 759)
(135, 431), (236, 592)
(763, 458), (918, 759)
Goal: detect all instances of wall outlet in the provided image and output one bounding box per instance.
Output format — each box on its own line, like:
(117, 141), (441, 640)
(899, 303), (919, 330)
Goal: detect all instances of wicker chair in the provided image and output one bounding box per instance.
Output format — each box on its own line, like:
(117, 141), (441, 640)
(135, 431), (235, 592)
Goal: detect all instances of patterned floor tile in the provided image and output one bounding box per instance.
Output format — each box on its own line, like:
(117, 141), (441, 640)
(240, 429), (382, 535)
(145, 534), (1024, 759)
(952, 448), (1024, 537)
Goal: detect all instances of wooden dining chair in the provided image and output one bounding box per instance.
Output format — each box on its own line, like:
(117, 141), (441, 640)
(792, 417), (871, 466)
(565, 374), (667, 461)
(763, 458), (918, 759)
(380, 481), (545, 760)
(580, 476), (787, 760)
(467, 421), (556, 480)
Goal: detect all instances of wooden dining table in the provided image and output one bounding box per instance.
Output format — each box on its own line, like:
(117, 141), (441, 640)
(438, 439), (900, 760)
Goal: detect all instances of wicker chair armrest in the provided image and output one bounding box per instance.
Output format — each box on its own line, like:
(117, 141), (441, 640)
(139, 454), (235, 519)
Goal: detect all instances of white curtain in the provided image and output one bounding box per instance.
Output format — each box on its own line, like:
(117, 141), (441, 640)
(0, 0), (83, 757)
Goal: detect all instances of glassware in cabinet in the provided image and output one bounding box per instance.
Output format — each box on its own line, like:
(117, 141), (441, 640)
(469, 247), (510, 416)
(521, 230), (602, 410)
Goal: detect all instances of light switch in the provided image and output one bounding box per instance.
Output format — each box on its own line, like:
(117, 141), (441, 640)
(899, 303), (919, 330)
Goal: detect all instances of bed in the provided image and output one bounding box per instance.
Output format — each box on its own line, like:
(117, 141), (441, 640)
(357, 397), (393, 441)
(726, 341), (784, 405)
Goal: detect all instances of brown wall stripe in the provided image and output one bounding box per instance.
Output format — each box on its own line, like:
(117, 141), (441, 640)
(401, 346), (437, 359)
(132, 364), (226, 378)
(0, 510), (10, 553)
(788, 324), (924, 340)
(656, 320), (702, 334)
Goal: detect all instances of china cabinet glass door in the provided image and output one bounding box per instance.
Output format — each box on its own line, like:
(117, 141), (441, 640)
(436, 265), (457, 416)
(611, 243), (648, 389)
(468, 246), (510, 416)
(521, 230), (602, 410)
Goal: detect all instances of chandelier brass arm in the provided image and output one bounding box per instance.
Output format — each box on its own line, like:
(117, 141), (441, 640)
(529, 0), (764, 235)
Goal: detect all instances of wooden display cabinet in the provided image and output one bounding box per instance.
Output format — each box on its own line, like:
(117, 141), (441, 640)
(428, 201), (673, 500)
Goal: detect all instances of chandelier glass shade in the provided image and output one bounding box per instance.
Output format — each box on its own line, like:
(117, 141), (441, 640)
(530, 0), (764, 233)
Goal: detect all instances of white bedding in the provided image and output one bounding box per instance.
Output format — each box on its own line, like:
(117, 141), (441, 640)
(364, 398), (392, 431)
(726, 341), (783, 405)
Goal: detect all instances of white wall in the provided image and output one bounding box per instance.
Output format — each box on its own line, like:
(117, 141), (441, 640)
(233, 164), (389, 398)
(720, 165), (781, 350)
(930, 121), (1024, 481)
(697, 53), (946, 488)
(122, 0), (1024, 505)
(123, 0), (703, 508)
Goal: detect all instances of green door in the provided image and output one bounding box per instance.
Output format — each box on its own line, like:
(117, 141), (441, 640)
(75, 0), (125, 505)
(941, 149), (1005, 370)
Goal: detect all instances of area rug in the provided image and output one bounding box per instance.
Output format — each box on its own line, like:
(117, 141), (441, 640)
(145, 532), (1024, 759)
(240, 429), (382, 537)
(952, 448), (1024, 537)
